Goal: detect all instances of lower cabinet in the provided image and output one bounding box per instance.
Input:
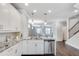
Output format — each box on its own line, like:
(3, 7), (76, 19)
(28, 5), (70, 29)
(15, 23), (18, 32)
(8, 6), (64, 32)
(22, 40), (44, 55)
(0, 40), (45, 56)
(15, 42), (23, 56)
(22, 40), (28, 54)
(0, 41), (23, 56)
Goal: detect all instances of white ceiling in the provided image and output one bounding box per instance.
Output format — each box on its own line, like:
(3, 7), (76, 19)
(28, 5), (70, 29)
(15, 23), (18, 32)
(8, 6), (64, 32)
(12, 3), (78, 22)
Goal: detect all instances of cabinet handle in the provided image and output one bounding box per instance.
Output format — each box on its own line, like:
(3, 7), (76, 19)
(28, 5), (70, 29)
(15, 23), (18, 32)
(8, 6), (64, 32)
(35, 44), (37, 46)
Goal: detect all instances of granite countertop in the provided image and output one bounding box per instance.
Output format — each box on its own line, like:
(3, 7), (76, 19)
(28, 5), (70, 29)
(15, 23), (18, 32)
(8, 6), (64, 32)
(0, 39), (22, 53)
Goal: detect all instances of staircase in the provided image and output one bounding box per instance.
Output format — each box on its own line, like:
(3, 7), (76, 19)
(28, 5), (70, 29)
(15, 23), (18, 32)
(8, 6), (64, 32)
(66, 15), (79, 50)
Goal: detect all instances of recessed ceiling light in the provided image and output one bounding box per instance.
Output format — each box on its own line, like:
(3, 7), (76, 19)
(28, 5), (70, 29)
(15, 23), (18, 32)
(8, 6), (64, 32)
(33, 10), (37, 13)
(48, 10), (52, 13)
(74, 9), (79, 13)
(33, 20), (44, 23)
(25, 3), (28, 6)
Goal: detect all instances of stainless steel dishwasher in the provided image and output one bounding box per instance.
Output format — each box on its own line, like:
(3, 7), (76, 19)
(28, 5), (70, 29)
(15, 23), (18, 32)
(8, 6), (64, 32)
(44, 40), (54, 54)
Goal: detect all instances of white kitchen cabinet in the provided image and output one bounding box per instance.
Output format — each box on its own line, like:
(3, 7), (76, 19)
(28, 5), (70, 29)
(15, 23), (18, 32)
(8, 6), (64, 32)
(0, 4), (21, 32)
(22, 40), (44, 55)
(22, 40), (28, 54)
(16, 42), (23, 56)
(6, 4), (21, 32)
(0, 41), (23, 56)
(0, 39), (45, 56)
(13, 41), (23, 56)
(27, 40), (44, 54)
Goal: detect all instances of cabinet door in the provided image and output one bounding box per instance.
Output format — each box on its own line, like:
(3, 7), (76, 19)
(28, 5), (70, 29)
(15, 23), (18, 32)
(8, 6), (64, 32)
(27, 40), (36, 54)
(7, 46), (17, 56)
(27, 40), (44, 54)
(16, 42), (23, 56)
(35, 40), (44, 54)
(8, 42), (23, 56)
(22, 40), (28, 54)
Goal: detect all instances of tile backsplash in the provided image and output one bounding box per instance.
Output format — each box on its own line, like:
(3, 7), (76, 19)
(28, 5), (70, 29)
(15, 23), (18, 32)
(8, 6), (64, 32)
(0, 34), (6, 42)
(0, 32), (21, 43)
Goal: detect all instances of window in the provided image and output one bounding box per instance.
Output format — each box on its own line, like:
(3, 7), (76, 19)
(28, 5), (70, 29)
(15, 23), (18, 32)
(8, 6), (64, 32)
(36, 28), (41, 34)
(46, 28), (51, 35)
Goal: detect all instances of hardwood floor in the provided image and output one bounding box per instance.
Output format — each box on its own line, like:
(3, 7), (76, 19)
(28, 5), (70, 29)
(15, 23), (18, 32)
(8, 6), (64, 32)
(56, 41), (79, 56)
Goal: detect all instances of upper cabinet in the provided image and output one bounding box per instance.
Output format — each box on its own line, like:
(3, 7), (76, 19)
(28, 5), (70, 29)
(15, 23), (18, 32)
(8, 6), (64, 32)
(0, 4), (21, 32)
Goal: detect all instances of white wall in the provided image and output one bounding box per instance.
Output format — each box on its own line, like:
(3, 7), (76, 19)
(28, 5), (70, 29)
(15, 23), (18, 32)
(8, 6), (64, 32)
(63, 27), (67, 40)
(56, 22), (64, 41)
(55, 21), (67, 41)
